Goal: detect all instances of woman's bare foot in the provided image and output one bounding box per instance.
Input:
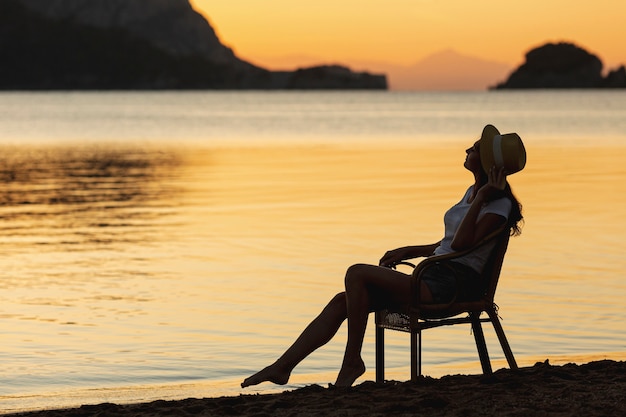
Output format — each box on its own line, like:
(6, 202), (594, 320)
(334, 358), (365, 387)
(241, 363), (291, 388)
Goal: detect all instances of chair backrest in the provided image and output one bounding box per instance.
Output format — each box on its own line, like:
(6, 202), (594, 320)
(480, 229), (510, 302)
(414, 227), (512, 319)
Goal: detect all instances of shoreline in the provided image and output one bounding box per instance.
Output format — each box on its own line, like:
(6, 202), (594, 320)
(5, 359), (625, 417)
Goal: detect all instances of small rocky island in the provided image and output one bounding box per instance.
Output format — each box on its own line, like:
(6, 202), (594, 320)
(0, 0), (387, 90)
(493, 42), (626, 89)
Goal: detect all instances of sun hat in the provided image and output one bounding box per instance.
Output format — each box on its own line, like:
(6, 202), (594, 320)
(479, 124), (526, 174)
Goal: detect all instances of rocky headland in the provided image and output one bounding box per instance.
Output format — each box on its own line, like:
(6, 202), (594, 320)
(493, 42), (626, 89)
(0, 0), (387, 90)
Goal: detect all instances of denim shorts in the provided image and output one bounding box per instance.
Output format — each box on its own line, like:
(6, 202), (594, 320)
(419, 260), (482, 303)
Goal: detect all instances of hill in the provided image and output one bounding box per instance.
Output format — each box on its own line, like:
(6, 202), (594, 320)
(493, 42), (626, 89)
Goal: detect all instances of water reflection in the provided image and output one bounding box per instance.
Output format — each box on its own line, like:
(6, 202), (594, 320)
(0, 145), (181, 251)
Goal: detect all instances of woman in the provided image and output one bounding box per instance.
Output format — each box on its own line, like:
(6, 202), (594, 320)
(241, 124), (525, 388)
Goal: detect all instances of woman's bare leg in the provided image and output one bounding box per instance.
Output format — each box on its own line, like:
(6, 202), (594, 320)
(241, 292), (348, 388)
(334, 264), (433, 387)
(242, 264), (433, 388)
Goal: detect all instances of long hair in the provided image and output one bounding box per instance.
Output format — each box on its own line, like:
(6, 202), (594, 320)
(477, 171), (524, 236)
(503, 183), (524, 236)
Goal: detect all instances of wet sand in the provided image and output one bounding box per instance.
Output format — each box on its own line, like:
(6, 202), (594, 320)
(6, 359), (625, 417)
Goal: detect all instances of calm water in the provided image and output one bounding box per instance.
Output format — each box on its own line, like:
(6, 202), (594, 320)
(0, 91), (625, 413)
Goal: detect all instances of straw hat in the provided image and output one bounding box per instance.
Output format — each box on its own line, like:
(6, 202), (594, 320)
(479, 124), (526, 174)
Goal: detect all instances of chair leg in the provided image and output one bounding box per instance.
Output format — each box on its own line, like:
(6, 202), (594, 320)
(470, 312), (492, 374)
(418, 329), (422, 377)
(410, 330), (420, 381)
(487, 309), (518, 370)
(375, 326), (385, 383)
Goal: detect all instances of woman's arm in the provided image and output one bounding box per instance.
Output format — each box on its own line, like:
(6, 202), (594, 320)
(451, 167), (508, 250)
(451, 212), (505, 251)
(379, 241), (441, 267)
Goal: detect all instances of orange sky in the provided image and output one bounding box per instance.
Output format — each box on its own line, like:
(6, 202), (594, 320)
(191, 0), (626, 74)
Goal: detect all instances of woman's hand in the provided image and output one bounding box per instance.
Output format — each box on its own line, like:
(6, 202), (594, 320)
(477, 166), (507, 201)
(488, 165), (507, 190)
(379, 244), (438, 267)
(379, 247), (409, 267)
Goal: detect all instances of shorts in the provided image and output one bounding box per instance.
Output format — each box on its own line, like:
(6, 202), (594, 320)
(419, 260), (483, 303)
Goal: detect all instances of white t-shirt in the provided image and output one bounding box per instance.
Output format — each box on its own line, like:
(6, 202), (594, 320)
(433, 186), (511, 273)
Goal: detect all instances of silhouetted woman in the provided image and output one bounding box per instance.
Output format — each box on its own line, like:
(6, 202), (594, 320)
(242, 124), (526, 388)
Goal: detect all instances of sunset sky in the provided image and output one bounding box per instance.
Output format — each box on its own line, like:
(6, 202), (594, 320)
(191, 0), (626, 76)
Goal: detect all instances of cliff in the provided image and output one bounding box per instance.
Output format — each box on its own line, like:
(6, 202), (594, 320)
(493, 42), (626, 89)
(0, 0), (387, 90)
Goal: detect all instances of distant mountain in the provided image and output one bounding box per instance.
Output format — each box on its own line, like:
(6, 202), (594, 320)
(388, 50), (512, 91)
(1, 0), (386, 90)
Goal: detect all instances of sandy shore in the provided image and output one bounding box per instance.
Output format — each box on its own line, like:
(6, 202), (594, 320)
(6, 360), (625, 417)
